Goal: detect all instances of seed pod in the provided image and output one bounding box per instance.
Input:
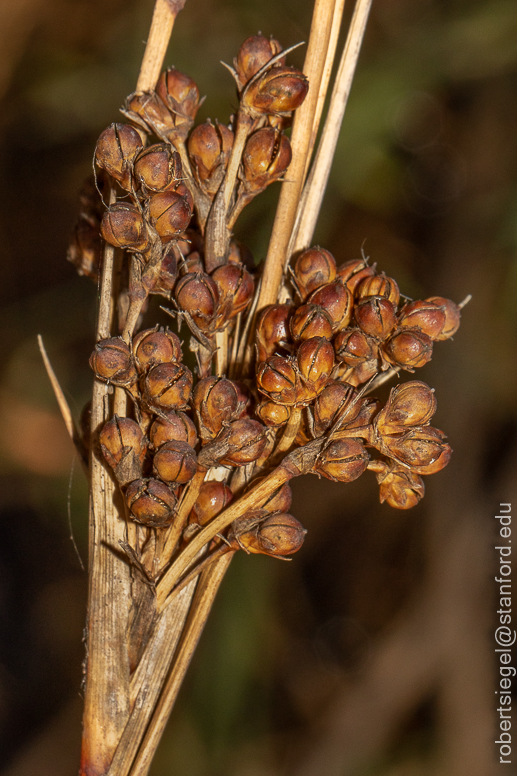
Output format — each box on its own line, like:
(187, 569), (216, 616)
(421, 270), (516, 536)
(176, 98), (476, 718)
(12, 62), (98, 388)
(256, 356), (300, 406)
(150, 409), (198, 449)
(256, 400), (291, 427)
(220, 418), (267, 466)
(297, 337), (334, 397)
(153, 440), (197, 485)
(237, 513), (306, 556)
(398, 300), (446, 340)
(312, 381), (355, 435)
(133, 327), (182, 373)
(354, 296), (396, 340)
(374, 381), (437, 436)
(94, 123), (144, 190)
(149, 242), (178, 296)
(426, 296), (461, 340)
(156, 67), (201, 139)
(188, 120), (234, 194)
(189, 480), (233, 526)
(314, 438), (369, 482)
(347, 359), (379, 388)
(147, 191), (192, 243)
(242, 128), (291, 191)
(212, 263), (255, 320)
(308, 281), (353, 332)
(255, 304), (291, 362)
(183, 251), (204, 274)
(383, 329), (433, 369)
(334, 328), (378, 366)
(290, 304), (333, 342)
(90, 337), (138, 386)
(356, 272), (400, 308)
(381, 426), (451, 475)
(143, 362), (193, 411)
(134, 143), (182, 193)
(228, 240), (254, 270)
(99, 415), (147, 485)
(192, 377), (240, 439)
(100, 204), (151, 252)
(293, 247), (337, 298)
(234, 33), (284, 89)
(175, 272), (220, 330)
(243, 65), (309, 117)
(122, 90), (175, 140)
(337, 258), (376, 293)
(125, 478), (177, 527)
(376, 463), (425, 509)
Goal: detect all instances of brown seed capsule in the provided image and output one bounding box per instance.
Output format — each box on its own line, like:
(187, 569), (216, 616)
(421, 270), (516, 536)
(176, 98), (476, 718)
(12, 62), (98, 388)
(228, 240), (254, 270)
(334, 328), (378, 366)
(189, 480), (233, 526)
(237, 513), (306, 556)
(153, 440), (197, 485)
(315, 438), (369, 482)
(143, 362), (193, 411)
(383, 329), (433, 369)
(67, 212), (102, 282)
(243, 65), (309, 117)
(308, 281), (353, 332)
(156, 67), (201, 139)
(426, 296), (461, 340)
(374, 381), (437, 436)
(187, 120), (234, 194)
(100, 415), (146, 468)
(147, 191), (192, 243)
(290, 304), (333, 342)
(133, 327), (182, 372)
(293, 247), (337, 298)
(346, 359), (379, 388)
(256, 304), (291, 362)
(89, 337), (138, 386)
(220, 418), (267, 466)
(337, 258), (376, 293)
(183, 251), (204, 274)
(356, 272), (400, 308)
(297, 337), (334, 397)
(100, 204), (151, 252)
(192, 377), (240, 438)
(150, 409), (198, 449)
(234, 33), (284, 89)
(175, 272), (220, 330)
(312, 381), (355, 436)
(212, 263), (254, 320)
(256, 356), (300, 406)
(242, 128), (292, 191)
(354, 296), (397, 340)
(125, 478), (177, 527)
(149, 242), (178, 296)
(398, 300), (446, 341)
(381, 426), (451, 475)
(134, 143), (182, 193)
(376, 463), (425, 510)
(94, 123), (144, 190)
(256, 400), (291, 427)
(122, 90), (175, 140)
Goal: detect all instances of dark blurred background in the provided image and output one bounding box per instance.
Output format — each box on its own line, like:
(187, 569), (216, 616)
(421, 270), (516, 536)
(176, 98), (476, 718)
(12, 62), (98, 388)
(0, 0), (516, 774)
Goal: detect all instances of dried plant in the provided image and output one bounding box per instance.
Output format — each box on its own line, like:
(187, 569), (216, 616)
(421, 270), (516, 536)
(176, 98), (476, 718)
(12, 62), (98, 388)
(41, 0), (467, 773)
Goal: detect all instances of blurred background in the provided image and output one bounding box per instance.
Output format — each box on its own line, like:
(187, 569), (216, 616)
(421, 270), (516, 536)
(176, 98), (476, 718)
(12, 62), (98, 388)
(0, 0), (516, 774)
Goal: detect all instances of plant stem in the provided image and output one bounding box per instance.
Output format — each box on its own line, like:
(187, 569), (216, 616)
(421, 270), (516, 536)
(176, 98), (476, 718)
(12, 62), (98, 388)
(136, 0), (188, 92)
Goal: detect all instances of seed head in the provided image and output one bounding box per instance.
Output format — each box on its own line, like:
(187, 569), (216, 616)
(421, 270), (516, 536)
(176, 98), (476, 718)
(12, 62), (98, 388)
(95, 123), (143, 190)
(153, 440), (198, 485)
(314, 438), (369, 482)
(125, 478), (177, 527)
(101, 204), (151, 252)
(293, 247), (337, 298)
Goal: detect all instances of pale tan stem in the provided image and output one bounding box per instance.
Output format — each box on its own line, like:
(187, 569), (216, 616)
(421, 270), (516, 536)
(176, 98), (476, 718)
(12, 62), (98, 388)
(292, 0), (373, 254)
(136, 0), (187, 92)
(222, 112), (253, 214)
(273, 407), (302, 459)
(214, 328), (229, 375)
(159, 467), (207, 567)
(256, 0), (337, 312)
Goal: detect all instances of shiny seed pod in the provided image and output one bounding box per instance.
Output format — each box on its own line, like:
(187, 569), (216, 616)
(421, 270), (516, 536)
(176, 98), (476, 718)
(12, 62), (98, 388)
(133, 327), (182, 372)
(293, 247), (337, 298)
(381, 426), (451, 475)
(374, 381), (437, 436)
(149, 409), (198, 449)
(356, 272), (400, 308)
(125, 478), (177, 527)
(100, 204), (151, 252)
(100, 416), (146, 470)
(143, 362), (193, 411)
(243, 65), (309, 117)
(89, 337), (137, 386)
(242, 128), (292, 190)
(308, 281), (353, 332)
(192, 377), (240, 438)
(398, 300), (446, 340)
(256, 400), (291, 427)
(147, 191), (192, 243)
(134, 143), (182, 193)
(175, 272), (220, 330)
(156, 67), (201, 138)
(256, 356), (300, 406)
(220, 418), (267, 466)
(336, 258), (376, 293)
(256, 304), (292, 362)
(234, 33), (284, 88)
(212, 263), (254, 318)
(426, 296), (461, 340)
(314, 438), (369, 482)
(153, 440), (197, 485)
(187, 120), (234, 190)
(94, 123), (144, 189)
(312, 381), (355, 435)
(290, 304), (333, 342)
(183, 251), (204, 274)
(149, 242), (178, 295)
(122, 90), (175, 140)
(237, 513), (306, 556)
(376, 463), (425, 509)
(297, 337), (334, 395)
(383, 329), (433, 369)
(334, 328), (378, 366)
(354, 296), (397, 340)
(189, 480), (233, 526)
